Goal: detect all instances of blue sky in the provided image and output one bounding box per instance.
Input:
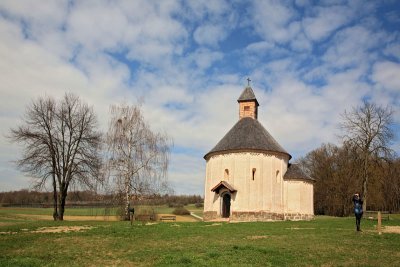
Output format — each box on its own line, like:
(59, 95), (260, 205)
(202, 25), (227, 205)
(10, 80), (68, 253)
(0, 0), (399, 195)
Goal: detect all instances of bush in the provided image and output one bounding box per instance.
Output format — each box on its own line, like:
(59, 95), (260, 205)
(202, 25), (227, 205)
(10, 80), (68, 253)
(168, 203), (183, 208)
(116, 207), (127, 220)
(135, 207), (157, 222)
(172, 207), (190, 215)
(195, 202), (203, 208)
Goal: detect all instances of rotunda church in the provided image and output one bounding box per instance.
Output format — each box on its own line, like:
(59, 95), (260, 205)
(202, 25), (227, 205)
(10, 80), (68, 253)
(203, 84), (314, 221)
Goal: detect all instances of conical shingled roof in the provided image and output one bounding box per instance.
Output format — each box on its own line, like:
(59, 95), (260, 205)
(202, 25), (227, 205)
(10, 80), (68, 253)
(237, 86), (259, 105)
(204, 117), (291, 159)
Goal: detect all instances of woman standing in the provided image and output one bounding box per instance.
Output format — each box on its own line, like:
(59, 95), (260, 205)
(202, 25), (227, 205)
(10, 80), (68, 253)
(353, 193), (363, 231)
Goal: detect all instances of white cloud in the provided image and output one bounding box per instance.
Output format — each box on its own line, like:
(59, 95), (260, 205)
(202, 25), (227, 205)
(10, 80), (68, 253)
(182, 0), (230, 21)
(295, 0), (311, 7)
(65, 1), (128, 52)
(188, 48), (223, 69)
(66, 1), (187, 63)
(193, 24), (227, 47)
(0, 0), (68, 36)
(321, 68), (370, 109)
(147, 85), (194, 108)
(302, 5), (353, 41)
(384, 43), (400, 60)
(261, 78), (337, 155)
(183, 0), (234, 48)
(245, 41), (275, 52)
(290, 31), (312, 51)
(251, 0), (297, 44)
(168, 153), (205, 195)
(372, 61), (400, 92)
(322, 26), (378, 69)
(248, 64), (372, 159)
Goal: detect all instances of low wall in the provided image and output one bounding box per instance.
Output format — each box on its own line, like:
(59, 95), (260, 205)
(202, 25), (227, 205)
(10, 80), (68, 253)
(203, 210), (314, 221)
(284, 213), (314, 221)
(232, 211), (284, 221)
(203, 211), (218, 221)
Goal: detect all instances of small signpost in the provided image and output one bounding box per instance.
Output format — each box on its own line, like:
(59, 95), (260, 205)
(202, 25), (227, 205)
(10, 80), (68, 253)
(377, 211), (382, 235)
(129, 207), (135, 225)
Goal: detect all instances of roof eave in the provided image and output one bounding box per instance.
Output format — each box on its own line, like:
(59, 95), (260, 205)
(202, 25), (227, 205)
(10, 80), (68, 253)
(204, 148), (292, 160)
(283, 177), (316, 183)
(237, 99), (259, 106)
(211, 181), (237, 193)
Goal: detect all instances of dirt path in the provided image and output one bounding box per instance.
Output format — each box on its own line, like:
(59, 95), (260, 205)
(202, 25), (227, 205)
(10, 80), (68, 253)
(382, 226), (400, 234)
(33, 225), (94, 233)
(190, 212), (203, 221)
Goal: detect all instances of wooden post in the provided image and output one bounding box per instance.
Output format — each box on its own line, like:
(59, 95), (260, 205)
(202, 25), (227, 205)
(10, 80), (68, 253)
(377, 211), (382, 235)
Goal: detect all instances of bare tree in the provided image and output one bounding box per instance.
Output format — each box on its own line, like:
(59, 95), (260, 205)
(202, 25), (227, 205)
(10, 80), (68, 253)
(9, 93), (102, 220)
(104, 104), (172, 220)
(340, 100), (394, 211)
(382, 159), (400, 213)
(299, 143), (362, 216)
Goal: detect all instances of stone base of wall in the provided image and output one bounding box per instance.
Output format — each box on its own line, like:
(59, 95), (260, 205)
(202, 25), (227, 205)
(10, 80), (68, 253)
(284, 213), (314, 221)
(203, 210), (314, 222)
(231, 211), (284, 221)
(203, 211), (218, 221)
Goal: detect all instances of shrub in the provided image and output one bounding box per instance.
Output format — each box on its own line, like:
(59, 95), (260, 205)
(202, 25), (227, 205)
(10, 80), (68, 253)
(116, 207), (127, 220)
(168, 203), (183, 208)
(195, 202), (203, 208)
(172, 207), (190, 215)
(135, 207), (157, 222)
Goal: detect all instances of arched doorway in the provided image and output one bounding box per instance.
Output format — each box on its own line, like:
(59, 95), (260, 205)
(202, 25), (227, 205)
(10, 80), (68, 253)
(222, 192), (231, 218)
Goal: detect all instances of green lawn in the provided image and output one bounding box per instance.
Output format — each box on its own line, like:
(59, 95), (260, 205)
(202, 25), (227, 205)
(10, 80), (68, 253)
(0, 204), (203, 217)
(0, 207), (120, 216)
(1, 210), (399, 266)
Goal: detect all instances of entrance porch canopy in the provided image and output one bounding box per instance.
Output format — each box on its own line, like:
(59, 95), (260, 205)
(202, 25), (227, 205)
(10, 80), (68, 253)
(211, 181), (237, 194)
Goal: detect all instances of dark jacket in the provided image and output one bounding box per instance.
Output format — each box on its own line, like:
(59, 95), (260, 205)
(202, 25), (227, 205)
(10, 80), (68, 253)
(353, 195), (363, 215)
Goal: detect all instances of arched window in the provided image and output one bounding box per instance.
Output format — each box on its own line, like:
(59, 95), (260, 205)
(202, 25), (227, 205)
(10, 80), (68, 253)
(224, 169), (229, 180)
(276, 170), (280, 183)
(252, 168), (256, 180)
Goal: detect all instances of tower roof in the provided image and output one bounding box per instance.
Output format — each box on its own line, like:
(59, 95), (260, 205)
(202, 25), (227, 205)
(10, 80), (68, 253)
(237, 86), (259, 105)
(204, 117), (291, 159)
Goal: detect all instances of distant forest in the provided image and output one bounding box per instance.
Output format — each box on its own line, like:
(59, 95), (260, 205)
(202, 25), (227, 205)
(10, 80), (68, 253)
(0, 190), (203, 208)
(299, 145), (400, 216)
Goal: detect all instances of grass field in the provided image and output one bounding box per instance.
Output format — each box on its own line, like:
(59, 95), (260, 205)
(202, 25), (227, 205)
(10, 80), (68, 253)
(0, 204), (203, 217)
(1, 208), (399, 266)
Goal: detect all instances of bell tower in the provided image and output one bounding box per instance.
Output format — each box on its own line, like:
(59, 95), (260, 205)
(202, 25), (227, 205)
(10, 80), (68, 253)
(237, 78), (259, 120)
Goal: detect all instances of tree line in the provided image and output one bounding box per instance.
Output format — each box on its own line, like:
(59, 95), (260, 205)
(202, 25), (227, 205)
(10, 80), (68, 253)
(298, 101), (399, 216)
(0, 189), (203, 208)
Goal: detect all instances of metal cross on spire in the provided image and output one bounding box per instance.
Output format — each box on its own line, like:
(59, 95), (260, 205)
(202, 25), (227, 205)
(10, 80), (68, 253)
(247, 77), (251, 86)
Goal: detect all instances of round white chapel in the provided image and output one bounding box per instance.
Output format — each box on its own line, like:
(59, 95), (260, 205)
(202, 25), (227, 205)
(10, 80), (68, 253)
(203, 85), (314, 221)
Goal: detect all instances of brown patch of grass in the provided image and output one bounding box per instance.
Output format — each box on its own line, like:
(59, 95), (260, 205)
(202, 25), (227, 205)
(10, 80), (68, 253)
(0, 222), (18, 226)
(32, 225), (94, 233)
(285, 227), (316, 230)
(382, 226), (400, 234)
(13, 214), (119, 221)
(204, 223), (222, 227)
(0, 231), (17, 234)
(247, 235), (269, 240)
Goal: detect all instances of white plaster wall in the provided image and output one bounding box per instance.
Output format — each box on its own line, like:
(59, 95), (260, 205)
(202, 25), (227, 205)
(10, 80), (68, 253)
(204, 151), (289, 216)
(284, 180), (314, 215)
